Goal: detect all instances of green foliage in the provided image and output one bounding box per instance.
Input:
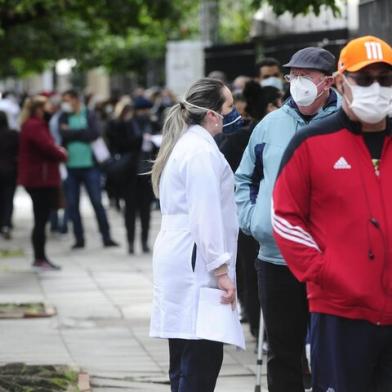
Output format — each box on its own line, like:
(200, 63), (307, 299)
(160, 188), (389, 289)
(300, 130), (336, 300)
(0, 0), (197, 77)
(0, 0), (341, 78)
(251, 0), (340, 16)
(220, 0), (255, 43)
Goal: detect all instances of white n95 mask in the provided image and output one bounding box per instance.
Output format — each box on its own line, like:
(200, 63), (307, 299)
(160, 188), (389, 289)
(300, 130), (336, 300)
(290, 76), (324, 107)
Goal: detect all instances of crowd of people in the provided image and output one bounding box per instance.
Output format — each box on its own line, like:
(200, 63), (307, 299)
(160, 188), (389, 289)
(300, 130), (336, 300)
(0, 86), (176, 265)
(0, 33), (391, 392)
(150, 34), (392, 392)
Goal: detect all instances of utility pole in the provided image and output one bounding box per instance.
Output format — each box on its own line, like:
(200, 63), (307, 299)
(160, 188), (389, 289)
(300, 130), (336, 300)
(200, 0), (219, 46)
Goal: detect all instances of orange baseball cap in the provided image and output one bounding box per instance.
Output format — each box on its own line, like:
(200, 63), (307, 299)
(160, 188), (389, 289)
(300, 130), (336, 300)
(338, 35), (392, 73)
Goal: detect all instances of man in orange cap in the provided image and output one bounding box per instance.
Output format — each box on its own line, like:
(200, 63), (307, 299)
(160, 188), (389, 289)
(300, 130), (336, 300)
(272, 35), (392, 391)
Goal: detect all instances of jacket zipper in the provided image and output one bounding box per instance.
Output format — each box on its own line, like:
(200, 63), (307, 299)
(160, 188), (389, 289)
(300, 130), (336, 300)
(357, 134), (391, 324)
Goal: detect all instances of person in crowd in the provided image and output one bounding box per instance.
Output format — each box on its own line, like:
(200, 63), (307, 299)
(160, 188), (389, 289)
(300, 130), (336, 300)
(207, 70), (227, 83)
(235, 47), (340, 391)
(232, 90), (247, 118)
(105, 100), (144, 254)
(125, 96), (157, 253)
(255, 58), (284, 91)
(59, 89), (119, 249)
(0, 91), (21, 130)
(217, 82), (282, 339)
(0, 111), (19, 239)
(150, 88), (177, 129)
(150, 78), (239, 392)
(232, 75), (251, 93)
(18, 95), (67, 270)
(273, 35), (392, 392)
(47, 94), (69, 234)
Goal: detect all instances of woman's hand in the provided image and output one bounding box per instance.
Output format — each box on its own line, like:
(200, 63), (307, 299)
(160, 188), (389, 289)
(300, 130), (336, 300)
(216, 274), (236, 310)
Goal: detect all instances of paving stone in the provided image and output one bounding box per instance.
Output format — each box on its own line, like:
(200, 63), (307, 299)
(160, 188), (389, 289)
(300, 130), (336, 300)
(0, 190), (267, 390)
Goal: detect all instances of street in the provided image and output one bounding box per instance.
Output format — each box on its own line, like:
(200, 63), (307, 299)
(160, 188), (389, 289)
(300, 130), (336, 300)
(0, 188), (266, 391)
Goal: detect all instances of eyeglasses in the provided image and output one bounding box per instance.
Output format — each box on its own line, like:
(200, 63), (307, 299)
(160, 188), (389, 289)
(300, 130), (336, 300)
(284, 74), (314, 83)
(346, 73), (392, 87)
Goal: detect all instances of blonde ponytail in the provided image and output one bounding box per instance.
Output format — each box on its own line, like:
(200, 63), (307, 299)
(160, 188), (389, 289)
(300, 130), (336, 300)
(151, 78), (225, 197)
(151, 103), (186, 196)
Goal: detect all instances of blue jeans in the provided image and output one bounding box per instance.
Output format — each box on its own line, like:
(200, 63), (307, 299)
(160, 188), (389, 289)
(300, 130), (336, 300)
(168, 339), (223, 392)
(65, 167), (110, 243)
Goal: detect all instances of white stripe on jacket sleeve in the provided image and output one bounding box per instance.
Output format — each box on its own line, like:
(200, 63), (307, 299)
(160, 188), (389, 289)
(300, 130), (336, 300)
(271, 200), (321, 252)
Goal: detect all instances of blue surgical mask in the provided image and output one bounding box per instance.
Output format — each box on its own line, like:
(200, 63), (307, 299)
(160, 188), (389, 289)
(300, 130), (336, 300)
(261, 77), (284, 91)
(222, 108), (243, 134)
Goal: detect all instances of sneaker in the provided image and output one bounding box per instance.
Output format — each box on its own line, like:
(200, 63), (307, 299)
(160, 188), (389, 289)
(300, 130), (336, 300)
(142, 243), (150, 253)
(71, 241), (85, 249)
(32, 259), (61, 271)
(103, 239), (119, 247)
(128, 244), (134, 254)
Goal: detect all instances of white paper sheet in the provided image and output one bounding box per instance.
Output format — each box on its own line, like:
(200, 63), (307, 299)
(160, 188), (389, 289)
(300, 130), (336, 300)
(196, 287), (246, 350)
(91, 137), (111, 163)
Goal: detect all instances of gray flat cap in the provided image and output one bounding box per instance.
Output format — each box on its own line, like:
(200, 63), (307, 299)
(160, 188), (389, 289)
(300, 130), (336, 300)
(284, 47), (336, 74)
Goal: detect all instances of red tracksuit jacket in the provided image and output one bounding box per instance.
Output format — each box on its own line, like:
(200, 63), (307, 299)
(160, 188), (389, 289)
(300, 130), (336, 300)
(272, 109), (392, 325)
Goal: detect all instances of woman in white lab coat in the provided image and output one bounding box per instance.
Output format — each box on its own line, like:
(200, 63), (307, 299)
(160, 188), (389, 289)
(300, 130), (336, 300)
(150, 78), (239, 392)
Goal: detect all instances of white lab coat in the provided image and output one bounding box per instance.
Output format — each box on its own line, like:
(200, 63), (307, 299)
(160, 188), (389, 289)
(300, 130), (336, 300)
(150, 124), (239, 340)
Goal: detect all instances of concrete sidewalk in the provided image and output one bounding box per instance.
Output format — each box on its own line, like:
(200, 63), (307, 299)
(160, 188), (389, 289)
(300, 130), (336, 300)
(0, 189), (267, 391)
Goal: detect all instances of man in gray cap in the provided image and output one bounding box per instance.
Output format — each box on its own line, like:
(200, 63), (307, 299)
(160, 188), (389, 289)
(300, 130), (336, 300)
(235, 47), (340, 391)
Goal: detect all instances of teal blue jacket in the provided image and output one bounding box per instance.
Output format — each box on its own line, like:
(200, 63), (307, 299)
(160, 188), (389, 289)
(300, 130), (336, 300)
(235, 92), (341, 265)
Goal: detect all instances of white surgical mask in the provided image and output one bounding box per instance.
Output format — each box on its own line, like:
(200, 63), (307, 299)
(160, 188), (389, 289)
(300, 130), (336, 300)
(261, 76), (284, 91)
(290, 76), (325, 107)
(344, 77), (392, 124)
(61, 102), (72, 113)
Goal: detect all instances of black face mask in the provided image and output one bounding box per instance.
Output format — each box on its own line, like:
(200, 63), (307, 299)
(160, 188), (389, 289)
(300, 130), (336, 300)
(43, 111), (53, 123)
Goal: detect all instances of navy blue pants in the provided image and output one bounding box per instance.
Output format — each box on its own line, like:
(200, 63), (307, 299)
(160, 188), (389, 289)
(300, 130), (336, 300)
(168, 339), (223, 392)
(311, 313), (392, 392)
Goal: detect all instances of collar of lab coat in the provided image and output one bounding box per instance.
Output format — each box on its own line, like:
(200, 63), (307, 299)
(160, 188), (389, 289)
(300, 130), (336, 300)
(187, 124), (216, 146)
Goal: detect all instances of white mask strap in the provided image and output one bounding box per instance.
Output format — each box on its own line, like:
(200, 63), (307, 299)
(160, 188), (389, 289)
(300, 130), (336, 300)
(183, 100), (223, 118)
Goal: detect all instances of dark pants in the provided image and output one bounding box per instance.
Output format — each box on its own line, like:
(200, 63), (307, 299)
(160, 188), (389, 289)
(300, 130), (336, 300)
(256, 260), (309, 392)
(237, 231), (260, 336)
(311, 313), (392, 392)
(124, 175), (152, 248)
(0, 176), (16, 229)
(25, 187), (57, 260)
(65, 167), (111, 243)
(168, 339), (223, 392)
